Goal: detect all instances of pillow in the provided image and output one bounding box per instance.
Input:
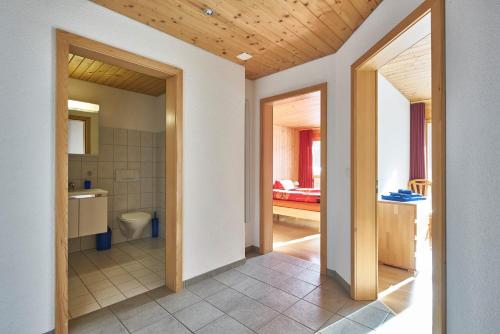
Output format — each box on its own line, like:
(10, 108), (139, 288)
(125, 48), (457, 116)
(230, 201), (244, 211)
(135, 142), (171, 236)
(273, 181), (284, 189)
(280, 180), (296, 191)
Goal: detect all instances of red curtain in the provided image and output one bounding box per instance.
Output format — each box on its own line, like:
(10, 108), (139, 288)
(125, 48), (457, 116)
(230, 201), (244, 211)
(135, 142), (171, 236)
(410, 103), (426, 180)
(298, 130), (314, 188)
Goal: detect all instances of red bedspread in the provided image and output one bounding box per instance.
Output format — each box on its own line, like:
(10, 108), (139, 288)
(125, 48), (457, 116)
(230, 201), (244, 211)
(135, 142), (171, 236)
(273, 188), (320, 203)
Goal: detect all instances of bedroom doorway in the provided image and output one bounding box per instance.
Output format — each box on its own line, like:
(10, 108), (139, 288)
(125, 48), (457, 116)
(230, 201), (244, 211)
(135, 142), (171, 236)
(260, 83), (327, 273)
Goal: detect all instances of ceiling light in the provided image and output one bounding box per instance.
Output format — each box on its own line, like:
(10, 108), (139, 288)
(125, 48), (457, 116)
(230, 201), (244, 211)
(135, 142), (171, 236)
(68, 100), (100, 113)
(203, 7), (214, 16)
(237, 52), (252, 61)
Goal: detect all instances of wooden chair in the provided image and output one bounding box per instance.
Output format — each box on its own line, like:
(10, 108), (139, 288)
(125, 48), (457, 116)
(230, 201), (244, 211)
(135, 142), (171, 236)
(409, 179), (432, 241)
(408, 179), (432, 196)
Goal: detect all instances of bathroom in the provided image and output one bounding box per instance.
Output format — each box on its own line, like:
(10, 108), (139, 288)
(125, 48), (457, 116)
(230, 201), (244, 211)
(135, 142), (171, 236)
(67, 53), (167, 319)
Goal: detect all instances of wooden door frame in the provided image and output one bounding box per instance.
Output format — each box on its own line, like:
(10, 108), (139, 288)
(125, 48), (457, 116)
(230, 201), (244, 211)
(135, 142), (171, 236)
(259, 83), (328, 274)
(350, 0), (446, 333)
(55, 30), (183, 334)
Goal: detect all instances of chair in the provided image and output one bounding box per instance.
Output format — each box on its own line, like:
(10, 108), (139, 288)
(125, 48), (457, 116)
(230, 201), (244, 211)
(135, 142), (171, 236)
(409, 179), (432, 241)
(408, 179), (432, 196)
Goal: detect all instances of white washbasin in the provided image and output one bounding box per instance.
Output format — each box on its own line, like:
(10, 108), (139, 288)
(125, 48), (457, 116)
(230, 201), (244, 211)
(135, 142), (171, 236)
(69, 188), (108, 199)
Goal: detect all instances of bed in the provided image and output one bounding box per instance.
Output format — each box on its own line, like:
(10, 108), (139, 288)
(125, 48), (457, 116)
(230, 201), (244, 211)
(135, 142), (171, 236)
(272, 181), (321, 221)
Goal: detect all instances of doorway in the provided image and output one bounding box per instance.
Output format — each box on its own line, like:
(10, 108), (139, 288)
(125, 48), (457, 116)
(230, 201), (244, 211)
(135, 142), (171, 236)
(55, 30), (183, 333)
(260, 83), (327, 273)
(350, 1), (445, 333)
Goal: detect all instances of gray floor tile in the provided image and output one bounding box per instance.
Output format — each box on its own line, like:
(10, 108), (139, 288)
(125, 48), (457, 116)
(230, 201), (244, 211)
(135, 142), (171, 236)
(283, 300), (333, 331)
(110, 294), (169, 332)
(227, 297), (279, 331)
(303, 286), (350, 313)
(318, 317), (373, 334)
(256, 286), (299, 312)
(156, 289), (202, 313)
(134, 313), (191, 334)
(196, 315), (254, 334)
(187, 278), (227, 298)
(173, 300), (225, 331)
(346, 304), (390, 329)
(257, 315), (314, 334)
(295, 268), (327, 286)
(214, 269), (253, 287)
(205, 287), (250, 313)
(237, 280), (275, 300)
(276, 276), (316, 298)
(319, 314), (345, 330)
(146, 286), (172, 300)
(272, 261), (306, 276)
(337, 300), (371, 318)
(69, 308), (127, 334)
(232, 275), (261, 293)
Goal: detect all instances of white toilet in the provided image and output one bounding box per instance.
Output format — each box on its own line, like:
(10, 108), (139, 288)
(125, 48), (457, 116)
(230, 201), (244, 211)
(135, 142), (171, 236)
(119, 212), (152, 239)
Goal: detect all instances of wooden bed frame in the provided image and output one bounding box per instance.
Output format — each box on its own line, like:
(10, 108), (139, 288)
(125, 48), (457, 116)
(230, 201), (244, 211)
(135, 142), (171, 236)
(272, 199), (320, 221)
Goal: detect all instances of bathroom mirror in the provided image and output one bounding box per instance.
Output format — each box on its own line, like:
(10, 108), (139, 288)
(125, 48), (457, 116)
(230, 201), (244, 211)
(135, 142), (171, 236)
(68, 100), (99, 155)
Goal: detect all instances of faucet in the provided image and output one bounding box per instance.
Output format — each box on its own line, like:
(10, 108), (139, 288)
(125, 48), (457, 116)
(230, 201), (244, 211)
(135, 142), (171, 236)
(69, 182), (76, 192)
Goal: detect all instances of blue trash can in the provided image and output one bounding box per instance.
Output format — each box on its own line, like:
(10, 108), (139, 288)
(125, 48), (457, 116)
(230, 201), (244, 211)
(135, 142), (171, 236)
(151, 212), (159, 238)
(96, 227), (112, 251)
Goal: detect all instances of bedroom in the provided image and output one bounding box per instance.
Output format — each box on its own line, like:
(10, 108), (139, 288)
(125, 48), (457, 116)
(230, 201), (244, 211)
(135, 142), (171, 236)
(271, 90), (322, 265)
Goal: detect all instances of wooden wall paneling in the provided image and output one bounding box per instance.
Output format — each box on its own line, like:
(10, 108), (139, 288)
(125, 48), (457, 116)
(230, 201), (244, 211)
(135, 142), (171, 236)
(351, 69), (378, 300)
(273, 125), (299, 182)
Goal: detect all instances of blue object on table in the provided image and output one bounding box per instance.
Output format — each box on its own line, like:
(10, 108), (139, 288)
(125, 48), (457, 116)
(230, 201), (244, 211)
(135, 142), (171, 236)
(381, 189), (426, 202)
(151, 212), (159, 238)
(96, 228), (112, 251)
(84, 180), (92, 189)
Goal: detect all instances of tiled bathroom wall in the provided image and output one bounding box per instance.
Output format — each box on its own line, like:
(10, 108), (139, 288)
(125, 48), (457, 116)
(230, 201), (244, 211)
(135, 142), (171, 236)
(69, 127), (166, 252)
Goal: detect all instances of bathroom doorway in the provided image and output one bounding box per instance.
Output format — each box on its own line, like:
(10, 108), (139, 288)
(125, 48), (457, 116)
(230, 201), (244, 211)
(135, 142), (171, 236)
(55, 30), (183, 334)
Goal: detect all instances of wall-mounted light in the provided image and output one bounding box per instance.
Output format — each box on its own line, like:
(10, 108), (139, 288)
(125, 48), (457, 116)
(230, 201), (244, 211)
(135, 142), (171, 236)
(68, 99), (100, 113)
(237, 52), (252, 61)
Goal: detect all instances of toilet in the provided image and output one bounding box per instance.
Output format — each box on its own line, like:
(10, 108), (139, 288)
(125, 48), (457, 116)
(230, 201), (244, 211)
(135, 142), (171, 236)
(119, 212), (152, 239)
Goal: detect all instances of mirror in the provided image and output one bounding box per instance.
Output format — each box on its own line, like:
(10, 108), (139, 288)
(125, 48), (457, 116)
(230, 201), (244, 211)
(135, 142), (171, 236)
(68, 100), (100, 155)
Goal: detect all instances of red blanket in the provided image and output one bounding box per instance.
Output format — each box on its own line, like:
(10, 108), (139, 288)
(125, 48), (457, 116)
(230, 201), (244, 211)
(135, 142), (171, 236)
(273, 188), (320, 203)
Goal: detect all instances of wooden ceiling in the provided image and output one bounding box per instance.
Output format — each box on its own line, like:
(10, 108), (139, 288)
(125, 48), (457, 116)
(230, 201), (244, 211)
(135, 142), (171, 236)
(91, 0), (382, 79)
(379, 34), (431, 102)
(273, 91), (320, 128)
(68, 53), (165, 96)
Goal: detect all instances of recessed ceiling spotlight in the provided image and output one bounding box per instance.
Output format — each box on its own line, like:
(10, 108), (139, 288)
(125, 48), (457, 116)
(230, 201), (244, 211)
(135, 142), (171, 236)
(237, 52), (252, 61)
(203, 7), (215, 16)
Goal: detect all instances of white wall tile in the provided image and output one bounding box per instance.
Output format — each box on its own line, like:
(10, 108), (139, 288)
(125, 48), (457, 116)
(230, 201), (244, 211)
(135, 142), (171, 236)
(113, 128), (127, 146)
(141, 178), (153, 193)
(140, 193), (153, 209)
(113, 195), (127, 212)
(127, 146), (140, 162)
(140, 132), (153, 147)
(114, 145), (127, 162)
(127, 181), (140, 194)
(140, 147), (153, 162)
(98, 145), (113, 162)
(127, 130), (140, 146)
(82, 162), (97, 179)
(140, 162), (153, 178)
(127, 194), (141, 211)
(97, 162), (114, 179)
(113, 182), (127, 195)
(100, 127), (113, 145)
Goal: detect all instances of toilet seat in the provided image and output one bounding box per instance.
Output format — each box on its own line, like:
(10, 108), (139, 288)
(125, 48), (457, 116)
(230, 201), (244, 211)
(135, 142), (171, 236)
(120, 212), (151, 223)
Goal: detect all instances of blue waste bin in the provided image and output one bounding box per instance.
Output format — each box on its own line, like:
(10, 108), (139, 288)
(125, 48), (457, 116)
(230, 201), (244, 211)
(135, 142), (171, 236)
(96, 227), (112, 251)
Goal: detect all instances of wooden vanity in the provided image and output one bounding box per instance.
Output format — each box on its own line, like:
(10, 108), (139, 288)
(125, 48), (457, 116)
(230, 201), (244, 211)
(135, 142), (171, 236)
(377, 199), (430, 272)
(68, 189), (108, 238)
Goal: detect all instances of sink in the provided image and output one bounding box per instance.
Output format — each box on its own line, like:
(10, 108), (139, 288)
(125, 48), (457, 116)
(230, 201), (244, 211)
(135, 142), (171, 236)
(69, 188), (108, 199)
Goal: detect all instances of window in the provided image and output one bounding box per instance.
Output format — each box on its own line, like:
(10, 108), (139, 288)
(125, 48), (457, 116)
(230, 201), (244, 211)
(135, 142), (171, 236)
(312, 140), (321, 177)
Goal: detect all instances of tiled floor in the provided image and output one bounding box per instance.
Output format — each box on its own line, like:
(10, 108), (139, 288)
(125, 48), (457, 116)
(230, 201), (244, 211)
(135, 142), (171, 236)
(68, 238), (165, 319)
(70, 251), (395, 333)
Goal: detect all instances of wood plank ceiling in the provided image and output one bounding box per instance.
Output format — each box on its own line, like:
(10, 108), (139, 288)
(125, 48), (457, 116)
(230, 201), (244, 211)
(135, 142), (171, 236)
(379, 34), (431, 103)
(91, 0), (382, 79)
(273, 91), (320, 128)
(68, 53), (165, 96)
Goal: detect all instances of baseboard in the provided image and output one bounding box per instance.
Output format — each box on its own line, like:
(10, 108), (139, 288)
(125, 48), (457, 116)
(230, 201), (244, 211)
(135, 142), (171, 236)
(245, 245), (260, 255)
(183, 258), (246, 287)
(43, 330), (54, 334)
(326, 268), (351, 294)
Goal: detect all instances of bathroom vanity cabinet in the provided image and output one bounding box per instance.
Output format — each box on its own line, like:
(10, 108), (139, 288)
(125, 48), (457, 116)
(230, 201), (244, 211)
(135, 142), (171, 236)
(68, 189), (108, 238)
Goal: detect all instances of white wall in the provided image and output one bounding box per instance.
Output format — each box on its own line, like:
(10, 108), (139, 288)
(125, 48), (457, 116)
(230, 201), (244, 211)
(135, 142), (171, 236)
(249, 0), (424, 282)
(446, 0), (500, 332)
(69, 78), (165, 132)
(0, 1), (245, 332)
(377, 74), (410, 196)
(245, 79), (255, 247)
